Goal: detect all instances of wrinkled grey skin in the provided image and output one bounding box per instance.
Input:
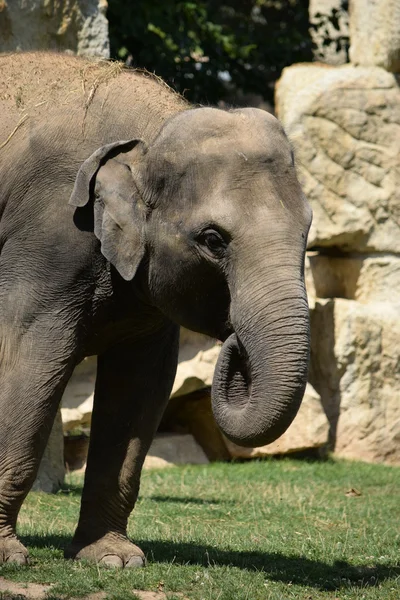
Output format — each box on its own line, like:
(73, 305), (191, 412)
(0, 53), (311, 567)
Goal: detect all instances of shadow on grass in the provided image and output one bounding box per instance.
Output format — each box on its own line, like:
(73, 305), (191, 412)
(143, 495), (234, 505)
(58, 483), (84, 497)
(140, 540), (400, 591)
(20, 534), (400, 592)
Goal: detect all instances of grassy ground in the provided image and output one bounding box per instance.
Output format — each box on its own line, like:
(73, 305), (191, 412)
(0, 459), (399, 600)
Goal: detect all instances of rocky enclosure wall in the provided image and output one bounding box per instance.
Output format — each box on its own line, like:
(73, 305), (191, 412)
(0, 0), (109, 57)
(15, 0), (400, 492)
(62, 0), (400, 469)
(276, 0), (400, 464)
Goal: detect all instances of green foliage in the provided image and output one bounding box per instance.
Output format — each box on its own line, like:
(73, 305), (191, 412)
(107, 0), (313, 105)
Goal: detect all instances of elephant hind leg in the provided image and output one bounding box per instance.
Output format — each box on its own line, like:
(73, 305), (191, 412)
(0, 319), (78, 564)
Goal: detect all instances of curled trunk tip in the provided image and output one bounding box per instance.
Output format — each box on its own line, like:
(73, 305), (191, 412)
(211, 320), (309, 447)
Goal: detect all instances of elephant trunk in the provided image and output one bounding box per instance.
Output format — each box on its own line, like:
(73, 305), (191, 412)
(211, 271), (310, 448)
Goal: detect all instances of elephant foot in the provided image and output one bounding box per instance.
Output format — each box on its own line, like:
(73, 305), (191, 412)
(65, 532), (146, 568)
(0, 535), (29, 565)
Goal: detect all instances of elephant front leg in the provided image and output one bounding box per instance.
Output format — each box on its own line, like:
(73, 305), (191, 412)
(66, 323), (179, 568)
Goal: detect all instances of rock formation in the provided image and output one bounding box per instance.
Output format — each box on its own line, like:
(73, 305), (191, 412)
(62, 331), (330, 467)
(28, 0), (400, 481)
(276, 0), (400, 464)
(32, 409), (65, 493)
(0, 0), (109, 57)
(349, 0), (400, 72)
(309, 0), (349, 65)
(277, 65), (400, 254)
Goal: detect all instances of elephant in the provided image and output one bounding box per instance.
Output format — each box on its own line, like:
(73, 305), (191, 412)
(0, 52), (312, 568)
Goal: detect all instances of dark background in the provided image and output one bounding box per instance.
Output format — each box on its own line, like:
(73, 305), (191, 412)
(107, 0), (315, 107)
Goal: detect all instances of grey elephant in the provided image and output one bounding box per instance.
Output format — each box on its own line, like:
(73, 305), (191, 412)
(0, 52), (311, 567)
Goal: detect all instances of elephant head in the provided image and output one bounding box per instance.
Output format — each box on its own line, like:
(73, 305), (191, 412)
(70, 107), (312, 447)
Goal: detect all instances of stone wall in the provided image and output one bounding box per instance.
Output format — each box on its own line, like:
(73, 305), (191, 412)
(32, 409), (65, 493)
(276, 0), (400, 464)
(63, 331), (330, 469)
(62, 0), (400, 467)
(349, 0), (400, 72)
(309, 0), (349, 65)
(24, 0), (400, 486)
(0, 0), (109, 57)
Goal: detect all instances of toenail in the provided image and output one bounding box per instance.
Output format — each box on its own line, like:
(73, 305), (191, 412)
(100, 555), (124, 568)
(125, 555), (145, 568)
(7, 552), (28, 565)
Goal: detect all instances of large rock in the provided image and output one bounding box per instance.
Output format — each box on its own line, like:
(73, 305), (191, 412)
(62, 356), (96, 410)
(172, 330), (220, 398)
(143, 434), (209, 469)
(33, 409), (65, 492)
(0, 0), (109, 57)
(62, 330), (330, 467)
(349, 0), (400, 72)
(224, 384), (329, 458)
(309, 0), (349, 65)
(161, 388), (231, 461)
(305, 253), (317, 308)
(276, 64), (400, 253)
(61, 331), (220, 433)
(61, 356), (95, 432)
(309, 298), (400, 464)
(308, 252), (400, 304)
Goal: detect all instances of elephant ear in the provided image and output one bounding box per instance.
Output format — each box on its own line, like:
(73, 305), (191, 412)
(70, 139), (148, 281)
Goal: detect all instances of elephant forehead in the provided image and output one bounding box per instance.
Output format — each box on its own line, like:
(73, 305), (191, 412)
(151, 107), (292, 164)
(151, 139), (293, 180)
(168, 154), (309, 228)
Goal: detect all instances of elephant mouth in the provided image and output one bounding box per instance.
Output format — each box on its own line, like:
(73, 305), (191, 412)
(216, 319), (235, 344)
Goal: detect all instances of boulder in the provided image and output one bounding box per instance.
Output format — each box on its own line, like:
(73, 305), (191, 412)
(309, 0), (349, 65)
(64, 431), (210, 472)
(33, 409), (65, 493)
(0, 0), (109, 58)
(349, 0), (400, 72)
(59, 331), (221, 470)
(309, 298), (400, 464)
(308, 252), (400, 304)
(62, 331), (330, 467)
(171, 333), (221, 398)
(61, 356), (95, 432)
(223, 384), (329, 458)
(62, 356), (96, 410)
(60, 332), (220, 433)
(305, 253), (317, 308)
(61, 395), (93, 433)
(160, 388), (231, 461)
(64, 434), (89, 471)
(276, 64), (400, 253)
(143, 434), (209, 469)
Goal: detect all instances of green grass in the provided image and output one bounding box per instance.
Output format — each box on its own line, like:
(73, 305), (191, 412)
(0, 459), (399, 599)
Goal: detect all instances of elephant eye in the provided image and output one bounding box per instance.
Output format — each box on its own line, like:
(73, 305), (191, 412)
(197, 228), (227, 257)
